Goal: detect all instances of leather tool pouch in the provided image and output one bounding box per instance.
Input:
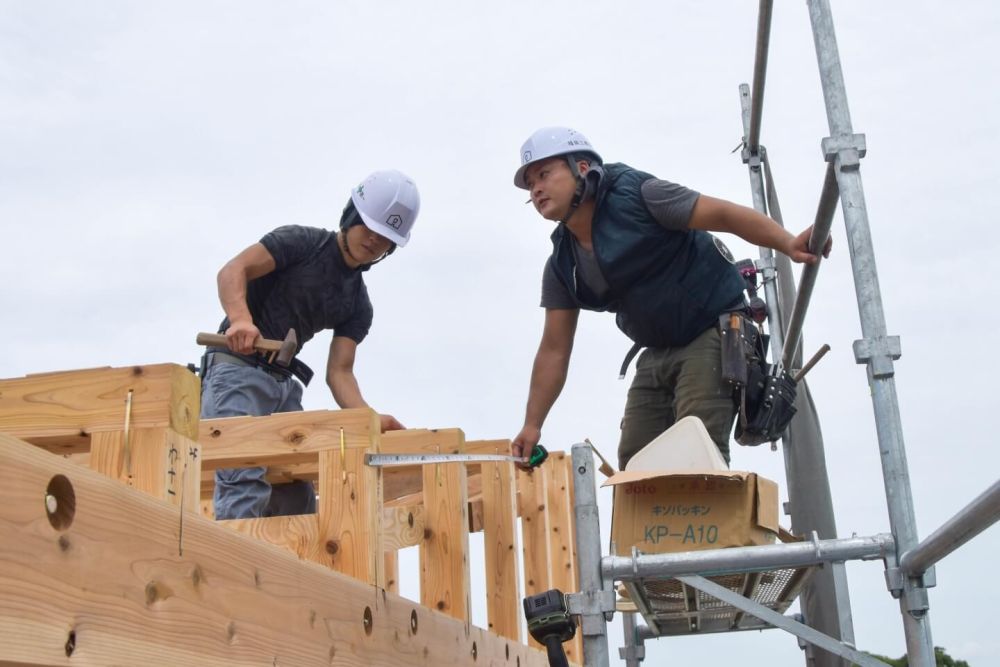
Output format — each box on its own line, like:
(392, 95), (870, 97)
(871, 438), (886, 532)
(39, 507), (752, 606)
(719, 312), (798, 446)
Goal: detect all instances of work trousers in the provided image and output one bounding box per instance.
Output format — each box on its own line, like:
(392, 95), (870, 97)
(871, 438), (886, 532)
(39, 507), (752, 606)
(617, 326), (736, 469)
(201, 362), (317, 520)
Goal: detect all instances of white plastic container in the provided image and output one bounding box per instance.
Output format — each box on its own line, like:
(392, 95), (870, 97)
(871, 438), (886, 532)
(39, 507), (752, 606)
(624, 416), (729, 472)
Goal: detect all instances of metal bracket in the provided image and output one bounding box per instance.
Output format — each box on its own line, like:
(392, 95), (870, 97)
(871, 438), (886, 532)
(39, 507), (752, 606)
(853, 336), (901, 378)
(566, 589), (617, 634)
(619, 645), (646, 661)
(741, 144), (763, 170)
(883, 551), (932, 614)
(822, 133), (867, 170)
(754, 255), (776, 272)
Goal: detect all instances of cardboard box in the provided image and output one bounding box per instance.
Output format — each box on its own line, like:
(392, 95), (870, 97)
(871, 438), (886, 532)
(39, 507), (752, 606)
(603, 470), (779, 556)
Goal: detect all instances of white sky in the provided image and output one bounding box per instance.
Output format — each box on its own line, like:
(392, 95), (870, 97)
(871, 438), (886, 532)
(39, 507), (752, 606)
(2, 1), (998, 664)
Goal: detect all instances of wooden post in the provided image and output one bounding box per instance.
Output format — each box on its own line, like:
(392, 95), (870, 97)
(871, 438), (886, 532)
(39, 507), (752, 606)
(518, 466), (551, 651)
(474, 442), (521, 641)
(316, 410), (383, 587)
(383, 429), (471, 623)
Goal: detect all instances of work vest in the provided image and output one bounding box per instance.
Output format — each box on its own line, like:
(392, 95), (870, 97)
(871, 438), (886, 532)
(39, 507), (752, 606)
(548, 163), (745, 348)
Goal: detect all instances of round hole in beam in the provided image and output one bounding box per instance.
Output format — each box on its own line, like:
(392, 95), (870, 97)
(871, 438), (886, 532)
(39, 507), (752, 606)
(363, 607), (373, 636)
(45, 475), (76, 531)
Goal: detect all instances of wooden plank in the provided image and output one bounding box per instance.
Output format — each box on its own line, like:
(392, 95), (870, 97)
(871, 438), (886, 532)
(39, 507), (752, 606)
(0, 363), (200, 440)
(218, 503), (424, 564)
(481, 459), (522, 642)
(316, 410), (383, 586)
(418, 429), (471, 622)
(0, 432), (550, 666)
(518, 467), (551, 651)
(90, 427), (200, 513)
(198, 409), (377, 469)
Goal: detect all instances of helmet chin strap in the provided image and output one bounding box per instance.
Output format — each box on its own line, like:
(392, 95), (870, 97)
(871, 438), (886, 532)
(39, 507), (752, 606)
(559, 154), (591, 224)
(339, 227), (396, 272)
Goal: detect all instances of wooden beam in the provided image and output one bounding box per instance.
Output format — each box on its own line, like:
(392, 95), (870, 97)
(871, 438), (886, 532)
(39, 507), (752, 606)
(0, 364), (200, 441)
(218, 503), (425, 565)
(0, 432), (550, 666)
(198, 409), (377, 469)
(416, 429), (471, 622)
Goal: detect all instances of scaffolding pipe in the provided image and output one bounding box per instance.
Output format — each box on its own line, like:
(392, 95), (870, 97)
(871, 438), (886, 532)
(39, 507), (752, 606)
(781, 162), (838, 368)
(899, 479), (1000, 577)
(739, 84), (784, 361)
(571, 444), (611, 666)
(747, 0), (774, 152)
(807, 1), (936, 664)
(603, 534), (893, 581)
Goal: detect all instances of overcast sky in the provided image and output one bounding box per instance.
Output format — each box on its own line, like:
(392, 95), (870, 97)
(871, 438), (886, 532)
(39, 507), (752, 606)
(2, 1), (998, 664)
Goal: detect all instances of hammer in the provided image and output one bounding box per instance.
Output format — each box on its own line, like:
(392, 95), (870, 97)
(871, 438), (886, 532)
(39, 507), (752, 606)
(196, 328), (298, 367)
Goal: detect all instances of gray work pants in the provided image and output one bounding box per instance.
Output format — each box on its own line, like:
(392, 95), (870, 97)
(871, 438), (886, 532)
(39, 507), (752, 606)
(201, 361), (316, 520)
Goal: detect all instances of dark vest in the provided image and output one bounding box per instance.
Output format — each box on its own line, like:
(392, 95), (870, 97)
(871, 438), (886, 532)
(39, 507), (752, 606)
(548, 163), (745, 348)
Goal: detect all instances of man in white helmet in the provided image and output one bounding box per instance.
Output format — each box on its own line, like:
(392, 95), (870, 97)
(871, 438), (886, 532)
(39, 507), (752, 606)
(201, 169), (419, 519)
(510, 127), (831, 469)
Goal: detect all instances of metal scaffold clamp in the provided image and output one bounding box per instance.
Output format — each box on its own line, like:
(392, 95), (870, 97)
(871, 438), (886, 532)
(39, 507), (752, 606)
(821, 133), (867, 169)
(853, 335), (902, 379)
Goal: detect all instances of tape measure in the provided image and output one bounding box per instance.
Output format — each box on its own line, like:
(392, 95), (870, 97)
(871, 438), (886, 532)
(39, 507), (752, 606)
(365, 444), (549, 469)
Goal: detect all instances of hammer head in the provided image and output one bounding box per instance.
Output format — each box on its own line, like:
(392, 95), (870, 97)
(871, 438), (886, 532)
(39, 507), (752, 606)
(274, 329), (298, 367)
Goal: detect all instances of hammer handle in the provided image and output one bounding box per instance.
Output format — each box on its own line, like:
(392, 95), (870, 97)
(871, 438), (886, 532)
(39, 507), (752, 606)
(196, 332), (285, 353)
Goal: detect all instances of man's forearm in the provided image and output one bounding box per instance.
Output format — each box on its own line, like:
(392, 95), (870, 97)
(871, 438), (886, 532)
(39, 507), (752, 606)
(523, 349), (571, 430)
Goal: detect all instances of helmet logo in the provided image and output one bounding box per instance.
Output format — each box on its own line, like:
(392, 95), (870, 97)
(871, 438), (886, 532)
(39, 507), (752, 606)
(522, 150), (532, 164)
(386, 214), (403, 230)
(356, 185), (365, 200)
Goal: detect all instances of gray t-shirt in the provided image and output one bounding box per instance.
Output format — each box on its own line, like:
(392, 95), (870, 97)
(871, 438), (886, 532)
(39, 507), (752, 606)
(540, 177), (700, 309)
(220, 225), (373, 349)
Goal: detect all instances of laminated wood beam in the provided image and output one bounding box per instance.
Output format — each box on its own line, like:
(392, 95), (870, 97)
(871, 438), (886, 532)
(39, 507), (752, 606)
(198, 409), (377, 469)
(0, 432), (550, 666)
(0, 364), (199, 442)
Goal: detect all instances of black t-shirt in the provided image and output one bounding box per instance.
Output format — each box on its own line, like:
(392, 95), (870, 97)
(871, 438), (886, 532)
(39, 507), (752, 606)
(219, 225), (373, 350)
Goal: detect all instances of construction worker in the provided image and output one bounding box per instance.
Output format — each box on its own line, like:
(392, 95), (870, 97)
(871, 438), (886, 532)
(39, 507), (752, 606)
(202, 169), (419, 519)
(510, 127), (830, 469)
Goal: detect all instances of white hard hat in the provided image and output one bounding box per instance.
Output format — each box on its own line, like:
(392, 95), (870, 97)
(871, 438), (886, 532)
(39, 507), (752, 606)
(350, 169), (420, 247)
(513, 126), (602, 189)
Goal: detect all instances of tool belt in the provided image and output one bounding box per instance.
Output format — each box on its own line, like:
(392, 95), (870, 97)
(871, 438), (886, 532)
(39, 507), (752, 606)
(202, 349), (314, 387)
(719, 311), (797, 446)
